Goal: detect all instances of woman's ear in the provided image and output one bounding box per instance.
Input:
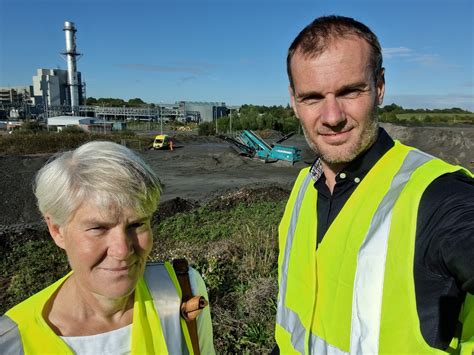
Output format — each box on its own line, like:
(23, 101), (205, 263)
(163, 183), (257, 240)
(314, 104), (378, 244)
(45, 215), (66, 250)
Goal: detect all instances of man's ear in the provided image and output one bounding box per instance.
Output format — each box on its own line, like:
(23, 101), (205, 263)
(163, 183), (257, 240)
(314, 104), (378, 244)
(289, 85), (299, 119)
(45, 215), (66, 250)
(376, 68), (385, 106)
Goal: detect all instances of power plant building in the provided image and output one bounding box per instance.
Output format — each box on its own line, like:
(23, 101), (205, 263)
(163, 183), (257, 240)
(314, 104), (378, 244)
(32, 68), (84, 107)
(30, 21), (84, 112)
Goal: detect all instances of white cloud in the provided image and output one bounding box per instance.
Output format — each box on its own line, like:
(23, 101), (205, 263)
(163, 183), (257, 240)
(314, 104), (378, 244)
(382, 47), (413, 58)
(382, 47), (447, 69)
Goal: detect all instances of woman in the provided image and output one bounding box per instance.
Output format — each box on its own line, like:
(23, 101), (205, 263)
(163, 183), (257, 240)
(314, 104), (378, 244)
(0, 141), (214, 354)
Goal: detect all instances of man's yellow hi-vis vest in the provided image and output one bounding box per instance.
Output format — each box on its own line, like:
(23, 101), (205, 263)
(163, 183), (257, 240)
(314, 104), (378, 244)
(1, 262), (194, 354)
(275, 141), (474, 354)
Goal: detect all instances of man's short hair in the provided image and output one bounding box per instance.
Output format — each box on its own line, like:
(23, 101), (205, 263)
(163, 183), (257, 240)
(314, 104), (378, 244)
(287, 15), (383, 90)
(34, 141), (162, 226)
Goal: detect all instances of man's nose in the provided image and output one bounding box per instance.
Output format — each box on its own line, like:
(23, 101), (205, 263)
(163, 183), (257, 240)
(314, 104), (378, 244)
(320, 95), (345, 127)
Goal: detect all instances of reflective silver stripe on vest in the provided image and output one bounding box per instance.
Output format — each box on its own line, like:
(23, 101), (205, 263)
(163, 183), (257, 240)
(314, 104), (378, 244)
(350, 149), (433, 354)
(310, 332), (348, 355)
(276, 173), (313, 354)
(144, 263), (189, 355)
(0, 315), (24, 355)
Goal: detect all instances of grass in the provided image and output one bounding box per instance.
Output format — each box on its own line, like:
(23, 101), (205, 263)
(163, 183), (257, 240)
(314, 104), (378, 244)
(395, 113), (474, 123)
(0, 130), (149, 155)
(156, 201), (283, 242)
(1, 198), (286, 353)
(151, 200), (285, 352)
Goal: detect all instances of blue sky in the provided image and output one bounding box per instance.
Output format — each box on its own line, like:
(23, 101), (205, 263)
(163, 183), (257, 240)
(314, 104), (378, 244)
(1, 0), (473, 110)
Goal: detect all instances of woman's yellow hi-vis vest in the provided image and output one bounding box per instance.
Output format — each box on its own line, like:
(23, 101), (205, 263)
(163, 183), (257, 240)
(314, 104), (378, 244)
(3, 262), (194, 354)
(275, 141), (474, 354)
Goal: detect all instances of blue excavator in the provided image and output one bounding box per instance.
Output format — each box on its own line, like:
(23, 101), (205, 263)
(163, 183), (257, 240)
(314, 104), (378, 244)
(219, 130), (301, 165)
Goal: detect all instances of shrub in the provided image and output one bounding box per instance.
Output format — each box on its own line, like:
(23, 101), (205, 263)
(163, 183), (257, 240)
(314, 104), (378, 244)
(60, 125), (86, 134)
(198, 122), (216, 136)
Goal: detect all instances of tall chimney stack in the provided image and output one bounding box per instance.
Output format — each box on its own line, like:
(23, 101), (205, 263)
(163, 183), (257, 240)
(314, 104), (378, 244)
(63, 21), (80, 114)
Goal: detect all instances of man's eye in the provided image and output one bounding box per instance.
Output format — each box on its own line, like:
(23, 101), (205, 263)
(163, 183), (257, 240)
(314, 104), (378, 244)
(341, 89), (363, 98)
(299, 96), (323, 104)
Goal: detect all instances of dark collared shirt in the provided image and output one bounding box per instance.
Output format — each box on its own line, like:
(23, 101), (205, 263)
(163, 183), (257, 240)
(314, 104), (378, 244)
(311, 128), (474, 350)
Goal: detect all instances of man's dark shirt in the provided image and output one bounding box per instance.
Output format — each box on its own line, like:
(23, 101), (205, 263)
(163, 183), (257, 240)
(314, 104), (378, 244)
(312, 128), (474, 350)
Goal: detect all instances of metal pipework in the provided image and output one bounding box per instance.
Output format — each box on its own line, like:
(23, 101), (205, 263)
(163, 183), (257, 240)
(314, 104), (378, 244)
(63, 21), (80, 113)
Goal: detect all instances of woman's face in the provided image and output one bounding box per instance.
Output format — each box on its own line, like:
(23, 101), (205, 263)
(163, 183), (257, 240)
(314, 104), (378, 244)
(47, 200), (153, 300)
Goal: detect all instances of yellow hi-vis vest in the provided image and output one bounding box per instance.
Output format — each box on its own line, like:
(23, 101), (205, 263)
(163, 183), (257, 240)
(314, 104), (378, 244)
(0, 262), (194, 354)
(275, 141), (474, 354)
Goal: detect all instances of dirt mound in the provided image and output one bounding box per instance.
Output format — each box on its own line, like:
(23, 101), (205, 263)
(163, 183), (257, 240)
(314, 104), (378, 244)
(152, 185), (290, 225)
(207, 185), (290, 211)
(382, 123), (474, 169)
(152, 197), (198, 225)
(171, 134), (222, 144)
(0, 154), (50, 225)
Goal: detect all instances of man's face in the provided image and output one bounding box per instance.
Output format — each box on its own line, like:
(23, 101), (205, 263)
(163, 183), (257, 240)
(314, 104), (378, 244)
(48, 200), (153, 300)
(289, 37), (384, 167)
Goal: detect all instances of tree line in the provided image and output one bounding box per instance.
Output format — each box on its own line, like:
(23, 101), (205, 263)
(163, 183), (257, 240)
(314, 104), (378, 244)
(199, 104), (300, 135)
(378, 104), (473, 124)
(85, 97), (472, 133)
(86, 97), (152, 107)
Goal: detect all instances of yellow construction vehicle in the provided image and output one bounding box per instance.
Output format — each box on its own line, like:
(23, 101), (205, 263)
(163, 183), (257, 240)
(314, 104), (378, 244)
(152, 134), (173, 150)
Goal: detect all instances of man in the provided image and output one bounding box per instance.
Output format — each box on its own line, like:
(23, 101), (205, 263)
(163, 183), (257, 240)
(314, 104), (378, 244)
(274, 15), (474, 354)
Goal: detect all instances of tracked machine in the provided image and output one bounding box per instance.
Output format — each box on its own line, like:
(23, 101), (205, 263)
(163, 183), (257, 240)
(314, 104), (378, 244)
(219, 130), (301, 165)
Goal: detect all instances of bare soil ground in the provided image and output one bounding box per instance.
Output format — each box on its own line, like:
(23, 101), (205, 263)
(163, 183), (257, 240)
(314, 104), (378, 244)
(0, 124), (473, 226)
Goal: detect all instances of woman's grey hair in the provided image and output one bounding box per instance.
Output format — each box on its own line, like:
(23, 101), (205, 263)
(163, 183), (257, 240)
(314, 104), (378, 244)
(34, 141), (162, 226)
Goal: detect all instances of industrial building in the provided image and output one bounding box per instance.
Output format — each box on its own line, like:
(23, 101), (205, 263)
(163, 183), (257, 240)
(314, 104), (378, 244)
(46, 115), (124, 134)
(180, 101), (227, 123)
(0, 86), (33, 105)
(32, 68), (84, 108)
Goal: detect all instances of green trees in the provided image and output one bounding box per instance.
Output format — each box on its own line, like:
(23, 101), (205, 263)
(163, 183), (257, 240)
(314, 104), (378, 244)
(208, 104), (300, 134)
(127, 98), (147, 107)
(85, 97), (148, 107)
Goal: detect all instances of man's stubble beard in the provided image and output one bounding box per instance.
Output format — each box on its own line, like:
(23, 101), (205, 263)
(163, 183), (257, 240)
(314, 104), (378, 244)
(302, 111), (379, 165)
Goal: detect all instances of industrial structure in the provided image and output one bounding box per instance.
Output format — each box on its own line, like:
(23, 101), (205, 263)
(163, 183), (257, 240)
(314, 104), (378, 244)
(63, 21), (82, 113)
(0, 20), (233, 124)
(29, 21), (85, 114)
(67, 101), (227, 123)
(32, 68), (84, 108)
(0, 87), (33, 105)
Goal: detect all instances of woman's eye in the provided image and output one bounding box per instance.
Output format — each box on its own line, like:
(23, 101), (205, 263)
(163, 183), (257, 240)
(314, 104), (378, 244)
(87, 226), (105, 233)
(128, 222), (147, 230)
